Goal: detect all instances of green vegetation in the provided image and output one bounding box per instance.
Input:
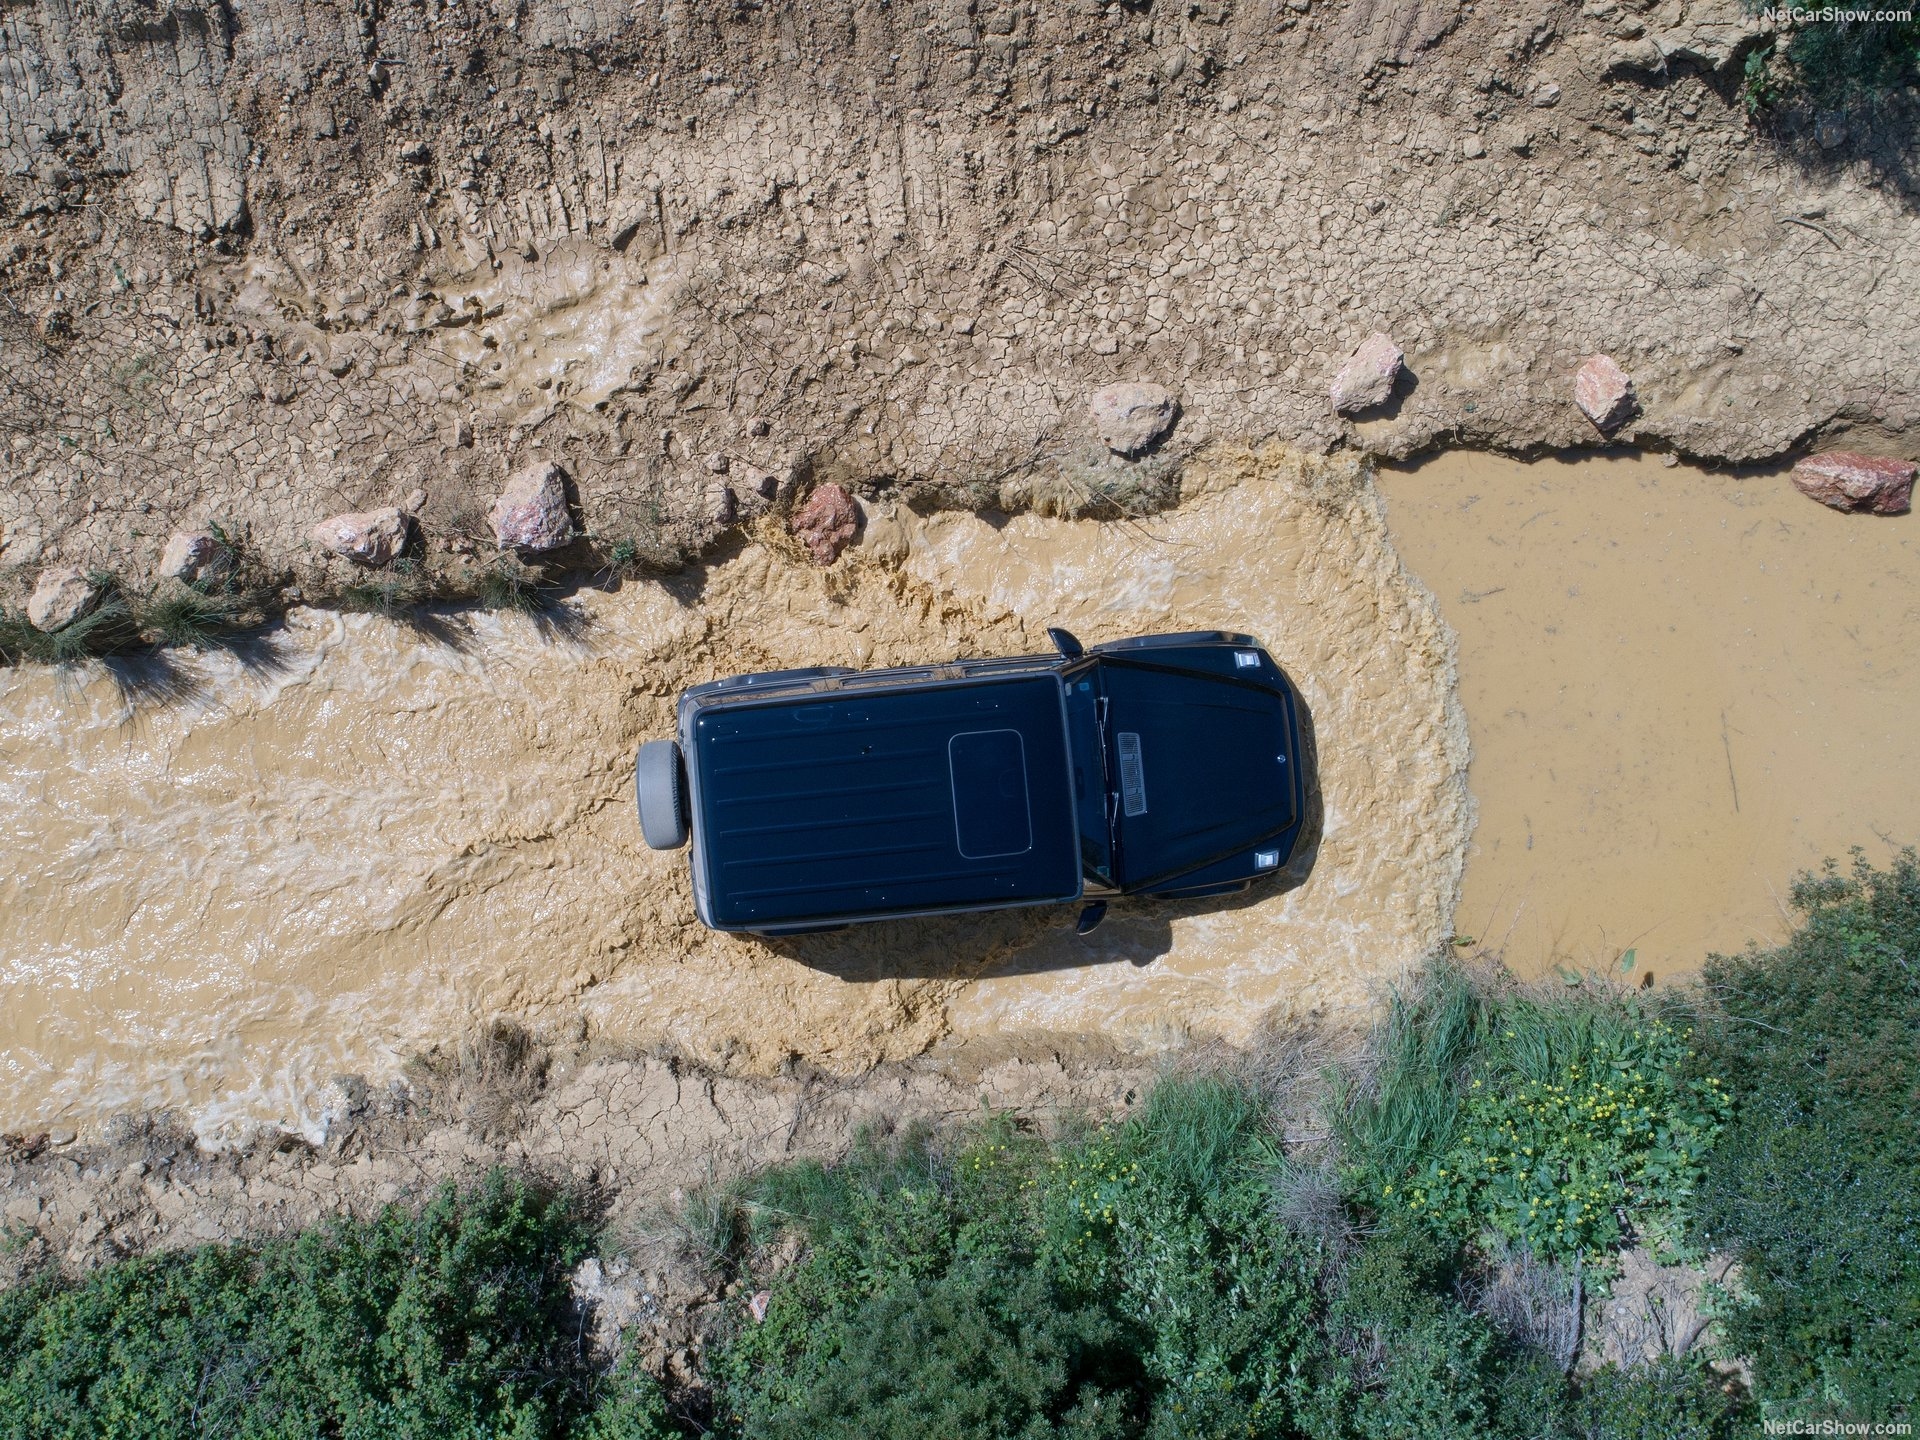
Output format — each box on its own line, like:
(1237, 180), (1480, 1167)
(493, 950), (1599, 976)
(1, 529), (268, 666)
(1741, 11), (1920, 109)
(1374, 990), (1735, 1259)
(0, 582), (139, 665)
(0, 1171), (652, 1439)
(7, 857), (1918, 1433)
(1690, 850), (1920, 1423)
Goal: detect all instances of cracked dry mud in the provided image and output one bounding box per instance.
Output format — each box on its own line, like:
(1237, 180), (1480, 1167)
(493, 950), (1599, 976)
(3, 0), (1917, 590)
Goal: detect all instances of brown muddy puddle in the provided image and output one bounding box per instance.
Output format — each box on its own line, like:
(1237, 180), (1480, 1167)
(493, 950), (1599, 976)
(0, 447), (1468, 1139)
(1380, 449), (1920, 984)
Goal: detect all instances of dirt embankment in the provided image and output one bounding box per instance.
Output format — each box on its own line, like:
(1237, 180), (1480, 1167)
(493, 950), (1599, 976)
(3, 0), (1917, 601)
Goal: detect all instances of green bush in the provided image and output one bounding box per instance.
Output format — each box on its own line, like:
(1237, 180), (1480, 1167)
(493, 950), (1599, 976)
(1335, 966), (1725, 1265)
(0, 1169), (639, 1439)
(1691, 851), (1920, 1420)
(1572, 1356), (1740, 1440)
(577, 1349), (682, 1440)
(728, 1262), (1142, 1440)
(1407, 1001), (1728, 1263)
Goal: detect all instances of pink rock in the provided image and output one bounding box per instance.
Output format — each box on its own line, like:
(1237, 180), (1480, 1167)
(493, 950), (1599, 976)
(1574, 354), (1637, 432)
(1329, 333), (1404, 415)
(157, 529), (232, 585)
(790, 484), (861, 565)
(1087, 381), (1180, 455)
(488, 461), (575, 552)
(310, 507), (409, 566)
(1790, 451), (1915, 516)
(26, 565), (99, 632)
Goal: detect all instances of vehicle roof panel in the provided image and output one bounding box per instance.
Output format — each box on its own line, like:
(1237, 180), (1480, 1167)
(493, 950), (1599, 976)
(689, 674), (1080, 928)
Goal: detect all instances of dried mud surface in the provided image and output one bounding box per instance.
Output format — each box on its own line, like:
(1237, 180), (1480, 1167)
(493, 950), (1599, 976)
(0, 446), (1468, 1139)
(4, 0), (1919, 595)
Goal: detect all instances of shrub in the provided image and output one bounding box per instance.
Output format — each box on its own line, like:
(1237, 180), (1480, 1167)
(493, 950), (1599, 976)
(726, 1262), (1142, 1440)
(0, 1170), (618, 1439)
(1572, 1357), (1740, 1440)
(1690, 850), (1920, 1420)
(578, 1349), (682, 1440)
(1406, 1000), (1728, 1263)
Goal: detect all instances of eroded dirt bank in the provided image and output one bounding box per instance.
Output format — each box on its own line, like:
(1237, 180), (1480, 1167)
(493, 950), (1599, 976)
(4, 0), (1919, 599)
(0, 446), (1469, 1139)
(1381, 449), (1920, 981)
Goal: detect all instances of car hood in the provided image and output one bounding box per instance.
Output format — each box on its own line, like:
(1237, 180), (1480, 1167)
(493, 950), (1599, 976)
(1099, 658), (1300, 889)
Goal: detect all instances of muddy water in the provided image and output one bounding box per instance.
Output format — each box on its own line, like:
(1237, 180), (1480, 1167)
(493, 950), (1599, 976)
(0, 447), (1468, 1138)
(1380, 450), (1920, 982)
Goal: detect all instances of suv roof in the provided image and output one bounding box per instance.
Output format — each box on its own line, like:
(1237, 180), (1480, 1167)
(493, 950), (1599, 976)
(684, 671), (1081, 930)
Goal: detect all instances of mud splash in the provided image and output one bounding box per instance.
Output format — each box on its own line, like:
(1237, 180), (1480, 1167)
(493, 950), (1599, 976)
(1380, 449), (1920, 982)
(0, 446), (1468, 1139)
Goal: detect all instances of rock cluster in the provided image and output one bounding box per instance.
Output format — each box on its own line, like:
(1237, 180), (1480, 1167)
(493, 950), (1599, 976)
(790, 484), (860, 565)
(1330, 334), (1404, 415)
(1087, 382), (1180, 456)
(1574, 355), (1638, 433)
(310, 507), (410, 566)
(1790, 452), (1915, 515)
(27, 566), (99, 632)
(488, 462), (574, 552)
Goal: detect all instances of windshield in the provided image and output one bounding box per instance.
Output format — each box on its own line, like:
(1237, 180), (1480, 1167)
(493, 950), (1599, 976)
(1062, 667), (1116, 888)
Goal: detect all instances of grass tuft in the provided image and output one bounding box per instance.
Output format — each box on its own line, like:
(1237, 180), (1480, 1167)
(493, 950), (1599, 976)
(137, 583), (248, 651)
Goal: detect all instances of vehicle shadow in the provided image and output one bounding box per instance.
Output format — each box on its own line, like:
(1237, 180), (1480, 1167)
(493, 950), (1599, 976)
(767, 679), (1324, 983)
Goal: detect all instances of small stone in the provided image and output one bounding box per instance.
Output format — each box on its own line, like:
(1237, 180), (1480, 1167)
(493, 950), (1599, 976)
(1605, 37), (1665, 76)
(402, 488), (427, 515)
(1532, 80), (1562, 107)
(1573, 354), (1638, 433)
(704, 451), (730, 474)
(710, 483), (739, 527)
(753, 472), (779, 501)
(747, 417), (770, 437)
(26, 566), (99, 632)
(398, 138), (431, 163)
(1790, 452), (1915, 515)
(1087, 381), (1180, 456)
(790, 484), (861, 565)
(488, 461), (574, 552)
(1814, 111), (1849, 150)
(749, 1290), (772, 1323)
(157, 529), (233, 585)
(1462, 135), (1486, 159)
(48, 1128), (76, 1147)
(310, 507), (410, 566)
(1329, 333), (1404, 415)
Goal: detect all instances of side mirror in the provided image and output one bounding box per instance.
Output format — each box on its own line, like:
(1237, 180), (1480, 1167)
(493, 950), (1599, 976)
(1048, 627), (1085, 659)
(1075, 901), (1108, 936)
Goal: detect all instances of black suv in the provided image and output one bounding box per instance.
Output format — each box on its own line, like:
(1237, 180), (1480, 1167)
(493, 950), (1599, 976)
(636, 630), (1310, 935)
